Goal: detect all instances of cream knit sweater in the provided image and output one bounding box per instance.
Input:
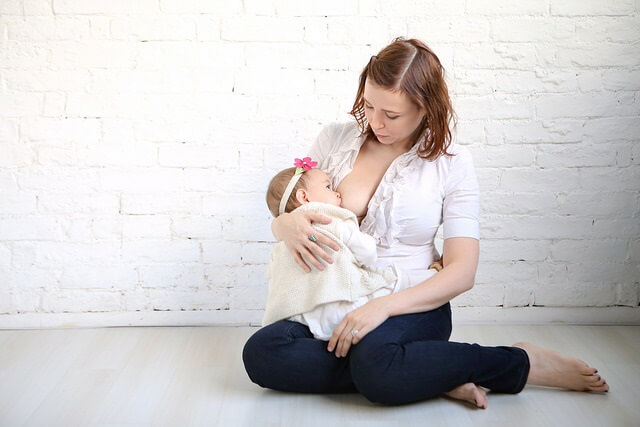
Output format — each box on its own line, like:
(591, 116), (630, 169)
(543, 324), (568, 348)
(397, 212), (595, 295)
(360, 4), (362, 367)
(262, 202), (397, 326)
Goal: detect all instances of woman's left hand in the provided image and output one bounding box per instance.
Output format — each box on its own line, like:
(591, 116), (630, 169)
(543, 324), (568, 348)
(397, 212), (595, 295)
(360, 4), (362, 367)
(327, 295), (392, 358)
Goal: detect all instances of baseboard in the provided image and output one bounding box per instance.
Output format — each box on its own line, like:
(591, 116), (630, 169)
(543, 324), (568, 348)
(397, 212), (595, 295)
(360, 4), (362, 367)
(0, 306), (638, 329)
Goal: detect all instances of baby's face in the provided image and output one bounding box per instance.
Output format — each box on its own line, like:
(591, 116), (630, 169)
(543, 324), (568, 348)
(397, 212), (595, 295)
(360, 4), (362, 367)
(303, 169), (342, 207)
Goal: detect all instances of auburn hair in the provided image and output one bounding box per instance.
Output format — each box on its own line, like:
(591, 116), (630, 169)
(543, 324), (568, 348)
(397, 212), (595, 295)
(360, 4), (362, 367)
(349, 37), (456, 160)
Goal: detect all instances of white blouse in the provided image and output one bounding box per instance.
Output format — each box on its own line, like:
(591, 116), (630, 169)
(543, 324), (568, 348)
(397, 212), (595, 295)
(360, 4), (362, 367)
(308, 121), (480, 287)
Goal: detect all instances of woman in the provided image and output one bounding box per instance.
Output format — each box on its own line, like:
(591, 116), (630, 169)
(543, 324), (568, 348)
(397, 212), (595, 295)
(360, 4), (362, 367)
(242, 38), (609, 407)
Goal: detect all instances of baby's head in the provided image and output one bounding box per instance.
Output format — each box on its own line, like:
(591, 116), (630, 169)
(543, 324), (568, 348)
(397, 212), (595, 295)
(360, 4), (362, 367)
(266, 163), (341, 217)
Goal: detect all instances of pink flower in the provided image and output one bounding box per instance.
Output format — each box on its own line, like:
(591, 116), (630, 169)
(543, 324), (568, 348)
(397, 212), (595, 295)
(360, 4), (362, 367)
(294, 157), (318, 171)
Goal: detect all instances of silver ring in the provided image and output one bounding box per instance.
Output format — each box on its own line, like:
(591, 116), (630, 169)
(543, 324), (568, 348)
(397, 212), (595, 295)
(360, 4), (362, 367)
(351, 329), (359, 337)
(309, 234), (317, 243)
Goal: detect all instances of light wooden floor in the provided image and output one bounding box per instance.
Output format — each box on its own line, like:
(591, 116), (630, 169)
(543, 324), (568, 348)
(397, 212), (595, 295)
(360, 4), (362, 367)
(0, 325), (638, 426)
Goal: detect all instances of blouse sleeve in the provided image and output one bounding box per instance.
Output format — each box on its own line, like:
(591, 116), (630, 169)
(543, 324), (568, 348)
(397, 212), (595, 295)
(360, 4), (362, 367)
(442, 147), (480, 240)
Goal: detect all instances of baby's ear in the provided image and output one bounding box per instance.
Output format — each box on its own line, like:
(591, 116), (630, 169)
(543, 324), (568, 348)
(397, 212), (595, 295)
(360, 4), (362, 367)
(294, 188), (309, 204)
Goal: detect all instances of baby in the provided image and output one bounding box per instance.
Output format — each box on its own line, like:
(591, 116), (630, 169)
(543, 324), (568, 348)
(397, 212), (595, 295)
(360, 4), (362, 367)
(263, 157), (419, 340)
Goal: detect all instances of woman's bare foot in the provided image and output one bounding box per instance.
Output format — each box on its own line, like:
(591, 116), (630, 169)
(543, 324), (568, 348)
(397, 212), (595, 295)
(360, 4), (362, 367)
(513, 342), (609, 393)
(445, 382), (488, 409)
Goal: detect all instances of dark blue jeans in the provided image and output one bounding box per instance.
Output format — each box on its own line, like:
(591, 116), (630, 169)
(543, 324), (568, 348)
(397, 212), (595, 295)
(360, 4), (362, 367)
(242, 303), (530, 405)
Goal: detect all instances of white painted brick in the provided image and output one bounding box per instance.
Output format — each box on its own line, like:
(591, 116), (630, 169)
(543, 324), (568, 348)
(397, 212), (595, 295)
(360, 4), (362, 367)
(60, 265), (138, 290)
(230, 266), (269, 310)
(136, 41), (244, 70)
(576, 71), (606, 93)
(616, 283), (639, 307)
(470, 144), (535, 168)
(302, 18), (328, 43)
(147, 288), (228, 311)
(241, 242), (272, 264)
(0, 93), (43, 118)
(633, 144), (640, 165)
(171, 216), (222, 240)
(455, 96), (532, 120)
(54, 16), (92, 39)
(18, 168), (99, 191)
(547, 43), (640, 68)
(0, 217), (60, 240)
(90, 217), (123, 241)
(204, 265), (236, 288)
(476, 261), (537, 285)
(123, 215), (172, 240)
(591, 218), (640, 239)
(314, 70), (360, 97)
(37, 192), (120, 215)
(121, 193), (201, 215)
(110, 17), (196, 41)
(20, 118), (100, 144)
(122, 288), (150, 311)
(537, 143), (617, 168)
(245, 43), (350, 70)
(24, 0), (53, 15)
(48, 41), (137, 69)
(535, 93), (633, 120)
(195, 16), (221, 41)
(450, 70), (496, 96)
(0, 243), (11, 270)
(202, 240), (243, 266)
(122, 240), (200, 264)
(495, 70), (578, 94)
(558, 191), (636, 218)
(475, 168), (501, 191)
(222, 216), (273, 242)
(451, 283), (504, 307)
(81, 142), (157, 168)
(202, 193), (265, 217)
(0, 41), (49, 68)
(12, 290), (41, 313)
(579, 166), (640, 192)
(5, 16), (55, 40)
(487, 120), (583, 145)
(275, 0), (357, 16)
(480, 239), (551, 263)
(455, 121), (486, 144)
(235, 67), (314, 95)
(407, 17), (491, 43)
(0, 0), (23, 14)
(0, 289), (14, 314)
(158, 143), (238, 168)
(550, 0), (635, 16)
(0, 142), (35, 168)
(138, 264), (205, 288)
(575, 17), (640, 43)
(504, 281), (534, 307)
(11, 242), (36, 269)
(467, 0), (547, 15)
(534, 277), (616, 307)
(53, 0), (159, 15)
(601, 70), (640, 91)
(98, 168), (183, 192)
(7, 267), (60, 289)
(0, 120), (18, 143)
(238, 144), (265, 170)
(159, 0), (240, 15)
(550, 239), (628, 263)
(222, 16), (303, 42)
(42, 290), (122, 313)
(481, 192), (558, 216)
(185, 168), (273, 194)
(492, 18), (574, 42)
(36, 147), (78, 166)
(500, 168), (580, 193)
(330, 17), (405, 46)
(244, 0), (275, 15)
(482, 215), (593, 240)
(36, 242), (121, 266)
(43, 93), (65, 117)
(89, 16), (110, 38)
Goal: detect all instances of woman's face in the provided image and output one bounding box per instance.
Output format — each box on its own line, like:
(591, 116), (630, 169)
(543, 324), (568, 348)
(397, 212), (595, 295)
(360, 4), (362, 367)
(363, 78), (425, 150)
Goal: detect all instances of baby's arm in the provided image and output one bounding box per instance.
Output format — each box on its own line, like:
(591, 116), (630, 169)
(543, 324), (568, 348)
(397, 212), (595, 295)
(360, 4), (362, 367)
(341, 221), (378, 267)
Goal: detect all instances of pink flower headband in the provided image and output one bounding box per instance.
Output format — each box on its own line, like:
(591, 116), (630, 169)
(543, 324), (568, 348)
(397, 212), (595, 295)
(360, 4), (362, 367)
(278, 157), (318, 215)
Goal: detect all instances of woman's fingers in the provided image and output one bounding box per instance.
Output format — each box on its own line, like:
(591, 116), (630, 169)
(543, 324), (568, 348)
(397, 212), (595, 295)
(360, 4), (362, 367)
(307, 213), (340, 252)
(298, 245), (325, 272)
(293, 251), (311, 273)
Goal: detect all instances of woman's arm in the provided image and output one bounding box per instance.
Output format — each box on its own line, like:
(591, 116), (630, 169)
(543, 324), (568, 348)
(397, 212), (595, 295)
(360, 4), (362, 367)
(328, 237), (478, 357)
(271, 211), (341, 273)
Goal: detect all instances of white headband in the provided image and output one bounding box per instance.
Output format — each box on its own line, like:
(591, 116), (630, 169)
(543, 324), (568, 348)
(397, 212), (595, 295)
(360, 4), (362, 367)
(278, 171), (303, 216)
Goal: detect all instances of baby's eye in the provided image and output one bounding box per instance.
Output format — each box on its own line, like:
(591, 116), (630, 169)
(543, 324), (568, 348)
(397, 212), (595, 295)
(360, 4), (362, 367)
(326, 185), (331, 189)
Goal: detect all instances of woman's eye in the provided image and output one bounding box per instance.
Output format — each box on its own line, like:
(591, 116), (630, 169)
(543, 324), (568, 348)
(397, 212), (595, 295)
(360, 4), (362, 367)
(364, 104), (373, 109)
(386, 114), (399, 120)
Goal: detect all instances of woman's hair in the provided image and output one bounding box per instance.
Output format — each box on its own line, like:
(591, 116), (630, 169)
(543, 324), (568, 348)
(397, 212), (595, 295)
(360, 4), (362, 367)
(266, 167), (309, 217)
(349, 37), (456, 160)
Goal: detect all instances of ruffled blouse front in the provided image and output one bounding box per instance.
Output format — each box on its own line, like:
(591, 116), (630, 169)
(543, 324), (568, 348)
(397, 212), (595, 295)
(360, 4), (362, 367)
(308, 121), (479, 284)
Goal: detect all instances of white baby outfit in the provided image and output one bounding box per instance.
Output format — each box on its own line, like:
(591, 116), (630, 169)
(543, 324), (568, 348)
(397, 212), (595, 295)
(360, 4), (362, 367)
(263, 202), (401, 339)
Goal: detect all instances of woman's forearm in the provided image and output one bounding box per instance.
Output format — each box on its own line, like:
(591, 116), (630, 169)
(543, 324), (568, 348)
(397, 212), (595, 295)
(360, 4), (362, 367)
(271, 213), (287, 241)
(385, 262), (475, 316)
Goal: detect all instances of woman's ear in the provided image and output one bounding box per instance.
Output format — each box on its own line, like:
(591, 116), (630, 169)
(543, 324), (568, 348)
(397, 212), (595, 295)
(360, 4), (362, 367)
(294, 188), (309, 204)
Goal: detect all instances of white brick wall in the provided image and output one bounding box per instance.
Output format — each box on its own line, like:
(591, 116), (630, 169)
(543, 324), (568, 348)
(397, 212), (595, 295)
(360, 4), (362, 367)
(1, 0), (638, 327)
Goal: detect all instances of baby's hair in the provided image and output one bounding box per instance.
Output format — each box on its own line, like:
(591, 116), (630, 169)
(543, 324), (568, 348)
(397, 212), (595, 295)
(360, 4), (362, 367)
(266, 167), (309, 217)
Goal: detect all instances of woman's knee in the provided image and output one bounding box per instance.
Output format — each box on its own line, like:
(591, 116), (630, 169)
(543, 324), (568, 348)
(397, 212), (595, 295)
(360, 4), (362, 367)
(349, 342), (407, 405)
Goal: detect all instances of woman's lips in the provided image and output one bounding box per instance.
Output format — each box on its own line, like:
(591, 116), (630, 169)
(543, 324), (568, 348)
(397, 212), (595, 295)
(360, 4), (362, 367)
(375, 133), (388, 139)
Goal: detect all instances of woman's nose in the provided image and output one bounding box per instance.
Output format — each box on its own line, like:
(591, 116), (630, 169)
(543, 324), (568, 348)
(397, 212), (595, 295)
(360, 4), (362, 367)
(369, 111), (384, 129)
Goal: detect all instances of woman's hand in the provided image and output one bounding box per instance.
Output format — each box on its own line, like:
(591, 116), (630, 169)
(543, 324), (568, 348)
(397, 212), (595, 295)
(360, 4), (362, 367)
(327, 295), (392, 357)
(273, 210), (341, 273)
